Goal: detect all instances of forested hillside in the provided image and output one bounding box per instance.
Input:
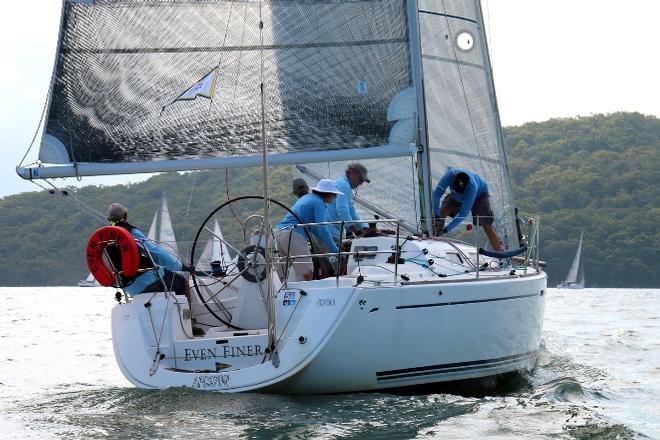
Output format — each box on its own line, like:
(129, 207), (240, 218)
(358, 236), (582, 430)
(1, 112), (657, 287)
(505, 112), (659, 287)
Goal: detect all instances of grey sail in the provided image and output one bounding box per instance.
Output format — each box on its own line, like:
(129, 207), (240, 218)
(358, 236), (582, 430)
(20, 0), (518, 247)
(294, 0), (519, 245)
(417, 0), (518, 247)
(23, 0), (414, 179)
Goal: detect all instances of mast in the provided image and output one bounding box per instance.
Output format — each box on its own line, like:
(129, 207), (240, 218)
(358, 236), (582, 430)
(406, 0), (434, 236)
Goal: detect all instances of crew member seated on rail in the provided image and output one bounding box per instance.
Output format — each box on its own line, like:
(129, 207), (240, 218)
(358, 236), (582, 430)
(106, 203), (193, 296)
(274, 179), (341, 281)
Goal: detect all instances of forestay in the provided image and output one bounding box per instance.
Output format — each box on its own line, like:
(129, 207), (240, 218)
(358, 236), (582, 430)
(24, 0), (414, 177)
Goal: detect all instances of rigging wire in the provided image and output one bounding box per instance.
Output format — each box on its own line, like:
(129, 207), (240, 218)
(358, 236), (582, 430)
(43, 180), (107, 224)
(485, 0), (494, 70)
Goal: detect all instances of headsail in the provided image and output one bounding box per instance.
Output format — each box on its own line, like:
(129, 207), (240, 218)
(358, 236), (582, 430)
(293, 1), (519, 243)
(19, 0), (415, 179)
(416, 0), (518, 246)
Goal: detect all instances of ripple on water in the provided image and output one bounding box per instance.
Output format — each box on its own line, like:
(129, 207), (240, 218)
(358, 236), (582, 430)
(1, 287), (658, 439)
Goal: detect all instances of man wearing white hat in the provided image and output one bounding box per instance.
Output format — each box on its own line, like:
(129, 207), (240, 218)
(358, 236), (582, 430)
(274, 179), (342, 281)
(327, 163), (370, 242)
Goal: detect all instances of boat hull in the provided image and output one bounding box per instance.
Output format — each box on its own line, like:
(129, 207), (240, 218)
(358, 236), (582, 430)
(266, 273), (546, 393)
(112, 272), (546, 393)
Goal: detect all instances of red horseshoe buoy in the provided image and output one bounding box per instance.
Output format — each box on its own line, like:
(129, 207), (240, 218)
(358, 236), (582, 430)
(86, 226), (140, 287)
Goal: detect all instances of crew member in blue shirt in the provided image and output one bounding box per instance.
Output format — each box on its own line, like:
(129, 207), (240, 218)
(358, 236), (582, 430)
(432, 168), (503, 251)
(106, 203), (192, 296)
(327, 163), (370, 242)
(275, 179), (342, 281)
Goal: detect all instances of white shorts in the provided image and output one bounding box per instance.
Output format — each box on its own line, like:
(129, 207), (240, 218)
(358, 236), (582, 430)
(274, 229), (312, 281)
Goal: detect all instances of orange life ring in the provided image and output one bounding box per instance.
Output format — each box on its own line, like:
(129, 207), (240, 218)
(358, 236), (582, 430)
(86, 226), (140, 287)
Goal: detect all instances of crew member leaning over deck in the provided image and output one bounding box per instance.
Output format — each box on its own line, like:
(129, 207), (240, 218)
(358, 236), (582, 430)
(274, 179), (341, 281)
(432, 168), (503, 251)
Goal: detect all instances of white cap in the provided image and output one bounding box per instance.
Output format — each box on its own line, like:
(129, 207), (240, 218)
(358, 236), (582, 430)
(311, 179), (344, 195)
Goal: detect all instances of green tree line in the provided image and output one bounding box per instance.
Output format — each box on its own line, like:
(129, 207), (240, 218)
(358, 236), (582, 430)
(1, 112), (657, 287)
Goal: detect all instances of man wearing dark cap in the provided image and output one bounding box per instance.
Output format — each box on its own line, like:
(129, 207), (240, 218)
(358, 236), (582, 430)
(290, 178), (309, 199)
(106, 203), (193, 296)
(327, 163), (370, 241)
(432, 168), (503, 251)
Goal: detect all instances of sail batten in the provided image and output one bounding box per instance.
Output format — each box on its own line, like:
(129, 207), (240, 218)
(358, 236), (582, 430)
(61, 38), (409, 55)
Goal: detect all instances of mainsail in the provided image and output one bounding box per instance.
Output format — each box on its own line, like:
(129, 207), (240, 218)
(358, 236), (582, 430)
(20, 0), (414, 178)
(147, 192), (179, 256)
(18, 0), (518, 245)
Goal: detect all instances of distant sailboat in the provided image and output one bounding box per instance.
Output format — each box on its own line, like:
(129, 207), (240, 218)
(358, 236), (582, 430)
(77, 271), (100, 288)
(558, 232), (585, 289)
(147, 192), (179, 256)
(195, 219), (231, 272)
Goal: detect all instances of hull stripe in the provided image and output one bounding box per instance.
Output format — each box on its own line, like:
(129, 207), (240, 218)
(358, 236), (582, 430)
(396, 292), (539, 310)
(376, 351), (538, 382)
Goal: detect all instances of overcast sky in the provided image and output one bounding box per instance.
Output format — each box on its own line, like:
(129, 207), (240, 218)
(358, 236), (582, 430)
(1, 0), (659, 197)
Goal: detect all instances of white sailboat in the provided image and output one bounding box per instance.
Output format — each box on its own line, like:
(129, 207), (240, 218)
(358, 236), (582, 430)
(147, 192), (179, 257)
(17, 0), (546, 393)
(557, 232), (585, 289)
(194, 220), (231, 272)
(77, 272), (100, 288)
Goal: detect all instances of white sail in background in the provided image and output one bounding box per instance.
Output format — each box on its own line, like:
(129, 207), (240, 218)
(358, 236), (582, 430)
(196, 220), (231, 271)
(559, 232), (585, 288)
(78, 271), (100, 287)
(147, 193), (179, 256)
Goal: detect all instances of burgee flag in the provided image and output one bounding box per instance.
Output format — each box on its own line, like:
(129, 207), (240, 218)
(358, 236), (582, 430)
(162, 67), (218, 112)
